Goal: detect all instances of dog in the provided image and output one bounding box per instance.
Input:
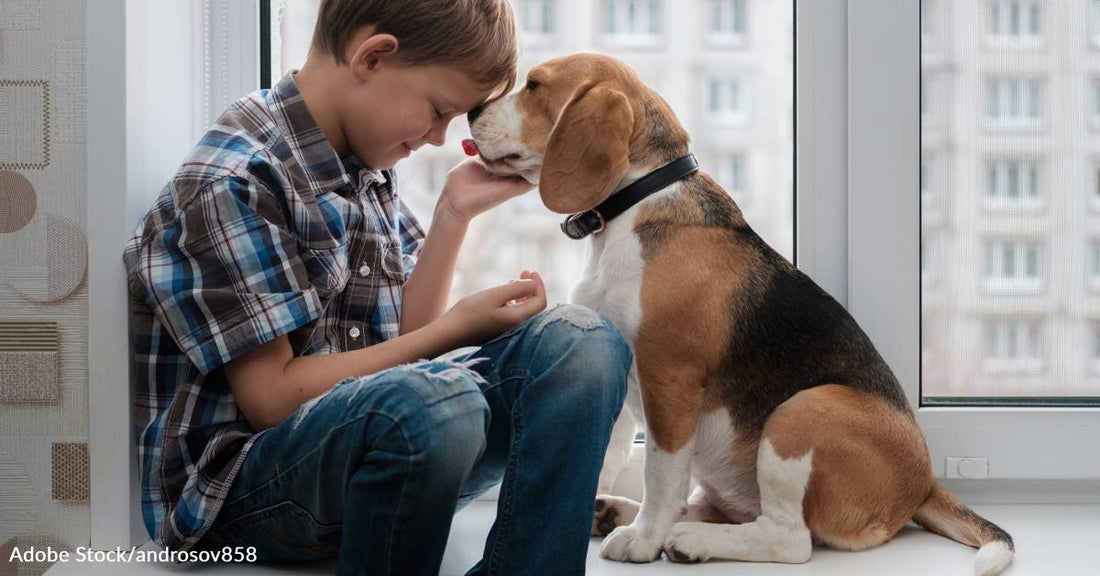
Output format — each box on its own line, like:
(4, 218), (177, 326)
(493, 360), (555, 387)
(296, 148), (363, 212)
(467, 53), (1014, 575)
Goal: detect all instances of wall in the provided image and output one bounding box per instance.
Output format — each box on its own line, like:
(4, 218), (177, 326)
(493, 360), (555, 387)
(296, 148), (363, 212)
(0, 0), (92, 573)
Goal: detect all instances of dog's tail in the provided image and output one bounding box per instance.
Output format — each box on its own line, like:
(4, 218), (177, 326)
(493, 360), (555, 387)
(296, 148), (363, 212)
(912, 482), (1014, 576)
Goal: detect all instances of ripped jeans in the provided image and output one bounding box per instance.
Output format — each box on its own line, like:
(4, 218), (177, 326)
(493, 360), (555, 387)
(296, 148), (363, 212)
(197, 305), (631, 576)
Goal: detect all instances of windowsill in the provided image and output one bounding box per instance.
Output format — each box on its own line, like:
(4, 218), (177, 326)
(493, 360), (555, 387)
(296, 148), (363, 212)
(704, 33), (748, 49)
(44, 502), (1100, 575)
(520, 33), (557, 50)
(984, 36), (1045, 50)
(982, 359), (1043, 375)
(981, 198), (1045, 213)
(982, 119), (1044, 134)
(706, 113), (748, 128)
(982, 279), (1045, 295)
(600, 34), (663, 50)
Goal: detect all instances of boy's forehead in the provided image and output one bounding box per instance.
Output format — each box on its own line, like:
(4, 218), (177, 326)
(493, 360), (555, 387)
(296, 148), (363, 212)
(432, 66), (510, 111)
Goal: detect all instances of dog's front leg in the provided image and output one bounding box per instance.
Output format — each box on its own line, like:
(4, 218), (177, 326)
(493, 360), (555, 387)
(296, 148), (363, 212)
(599, 365), (704, 563)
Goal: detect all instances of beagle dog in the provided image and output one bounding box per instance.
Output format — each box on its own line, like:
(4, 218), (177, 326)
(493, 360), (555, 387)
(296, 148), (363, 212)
(468, 53), (1014, 575)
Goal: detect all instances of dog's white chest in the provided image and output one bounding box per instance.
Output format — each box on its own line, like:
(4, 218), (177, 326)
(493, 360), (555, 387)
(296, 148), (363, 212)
(568, 212), (645, 342)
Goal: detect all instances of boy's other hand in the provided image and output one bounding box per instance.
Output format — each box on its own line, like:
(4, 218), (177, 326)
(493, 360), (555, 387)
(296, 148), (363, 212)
(439, 270), (547, 347)
(437, 157), (535, 222)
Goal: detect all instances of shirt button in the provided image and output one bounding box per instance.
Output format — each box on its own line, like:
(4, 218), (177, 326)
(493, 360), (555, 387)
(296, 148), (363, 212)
(349, 327), (361, 339)
(359, 264), (371, 277)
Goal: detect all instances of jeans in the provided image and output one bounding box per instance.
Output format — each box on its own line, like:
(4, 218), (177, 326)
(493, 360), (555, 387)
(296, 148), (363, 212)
(198, 304), (632, 576)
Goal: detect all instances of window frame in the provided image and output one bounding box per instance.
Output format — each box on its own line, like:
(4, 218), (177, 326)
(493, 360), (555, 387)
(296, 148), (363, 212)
(849, 0), (1100, 480)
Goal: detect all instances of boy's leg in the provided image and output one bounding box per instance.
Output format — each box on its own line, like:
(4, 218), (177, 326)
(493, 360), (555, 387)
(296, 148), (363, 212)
(198, 360), (490, 576)
(458, 304), (632, 576)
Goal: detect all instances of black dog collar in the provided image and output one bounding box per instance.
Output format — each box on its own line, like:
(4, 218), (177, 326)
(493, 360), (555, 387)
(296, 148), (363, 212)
(560, 154), (699, 240)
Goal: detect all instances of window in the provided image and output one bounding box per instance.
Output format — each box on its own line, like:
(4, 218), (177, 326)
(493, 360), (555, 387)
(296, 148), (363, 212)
(983, 239), (1043, 293)
(1091, 321), (1100, 372)
(920, 76), (930, 121)
(712, 152), (747, 203)
(982, 319), (1043, 374)
(988, 0), (1040, 38)
(985, 78), (1043, 129)
(706, 0), (748, 46)
(1093, 77), (1100, 127)
(1093, 0), (1100, 45)
(267, 0), (794, 303)
(514, 0), (555, 45)
(1090, 241), (1100, 291)
(921, 0), (933, 37)
(984, 159), (1041, 208)
(604, 0), (661, 45)
(707, 75), (748, 124)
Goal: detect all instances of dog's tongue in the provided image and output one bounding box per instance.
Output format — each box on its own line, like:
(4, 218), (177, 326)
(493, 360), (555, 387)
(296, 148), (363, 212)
(461, 139), (480, 157)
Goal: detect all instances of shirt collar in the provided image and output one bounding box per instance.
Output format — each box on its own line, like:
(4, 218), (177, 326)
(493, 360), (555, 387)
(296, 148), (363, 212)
(268, 71), (389, 197)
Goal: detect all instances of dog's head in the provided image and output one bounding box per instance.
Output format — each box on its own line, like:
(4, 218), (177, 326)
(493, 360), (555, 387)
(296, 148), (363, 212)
(468, 53), (690, 214)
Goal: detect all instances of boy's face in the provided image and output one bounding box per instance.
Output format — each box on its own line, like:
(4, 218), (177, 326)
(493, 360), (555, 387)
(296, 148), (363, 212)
(341, 61), (497, 170)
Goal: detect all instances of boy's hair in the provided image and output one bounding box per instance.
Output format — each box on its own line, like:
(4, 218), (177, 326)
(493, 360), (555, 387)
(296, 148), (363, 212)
(312, 0), (519, 96)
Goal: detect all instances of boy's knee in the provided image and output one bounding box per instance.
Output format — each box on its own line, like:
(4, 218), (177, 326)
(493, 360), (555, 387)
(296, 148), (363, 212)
(532, 305), (632, 407)
(341, 362), (490, 460)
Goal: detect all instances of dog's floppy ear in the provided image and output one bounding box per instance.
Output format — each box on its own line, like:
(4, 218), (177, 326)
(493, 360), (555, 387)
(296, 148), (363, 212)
(539, 85), (634, 214)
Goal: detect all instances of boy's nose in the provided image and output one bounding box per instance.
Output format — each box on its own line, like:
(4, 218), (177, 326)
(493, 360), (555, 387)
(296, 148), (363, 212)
(467, 105), (485, 124)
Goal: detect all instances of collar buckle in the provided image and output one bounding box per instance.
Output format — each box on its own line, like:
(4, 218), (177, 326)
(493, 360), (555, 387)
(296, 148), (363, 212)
(561, 209), (606, 240)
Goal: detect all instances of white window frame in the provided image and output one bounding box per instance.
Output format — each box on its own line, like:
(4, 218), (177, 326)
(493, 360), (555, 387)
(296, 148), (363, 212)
(981, 238), (1044, 294)
(847, 0), (1100, 482)
(704, 0), (749, 48)
(514, 0), (558, 48)
(601, 0), (662, 48)
(89, 0), (261, 549)
(984, 77), (1044, 132)
(705, 73), (750, 126)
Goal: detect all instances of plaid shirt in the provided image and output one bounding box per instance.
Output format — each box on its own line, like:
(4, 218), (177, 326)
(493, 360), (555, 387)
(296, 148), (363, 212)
(123, 72), (426, 551)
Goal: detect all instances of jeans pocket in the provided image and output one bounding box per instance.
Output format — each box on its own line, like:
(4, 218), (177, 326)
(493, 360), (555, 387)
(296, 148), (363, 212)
(219, 500), (342, 561)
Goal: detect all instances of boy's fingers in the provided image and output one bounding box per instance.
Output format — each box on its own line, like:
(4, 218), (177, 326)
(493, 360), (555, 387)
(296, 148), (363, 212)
(486, 279), (537, 304)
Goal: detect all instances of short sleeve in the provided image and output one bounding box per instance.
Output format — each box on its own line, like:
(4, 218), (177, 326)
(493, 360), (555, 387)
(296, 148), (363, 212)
(396, 197), (426, 281)
(131, 175), (323, 375)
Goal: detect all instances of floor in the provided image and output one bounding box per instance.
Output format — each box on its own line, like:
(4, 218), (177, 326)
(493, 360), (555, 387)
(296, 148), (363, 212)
(44, 502), (1099, 575)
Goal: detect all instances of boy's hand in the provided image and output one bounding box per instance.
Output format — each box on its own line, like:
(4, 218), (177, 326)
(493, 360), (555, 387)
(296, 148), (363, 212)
(437, 158), (535, 223)
(438, 270), (547, 347)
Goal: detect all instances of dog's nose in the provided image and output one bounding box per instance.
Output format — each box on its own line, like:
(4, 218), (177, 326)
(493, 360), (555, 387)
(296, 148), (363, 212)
(467, 105), (485, 124)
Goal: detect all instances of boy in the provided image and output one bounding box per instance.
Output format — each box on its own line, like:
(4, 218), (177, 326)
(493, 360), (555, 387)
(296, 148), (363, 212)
(121, 1), (631, 574)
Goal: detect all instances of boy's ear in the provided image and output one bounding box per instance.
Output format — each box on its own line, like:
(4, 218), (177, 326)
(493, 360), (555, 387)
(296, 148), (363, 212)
(348, 33), (399, 76)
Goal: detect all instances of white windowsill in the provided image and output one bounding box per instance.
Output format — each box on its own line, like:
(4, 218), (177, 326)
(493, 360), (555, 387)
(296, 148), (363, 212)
(44, 502), (1100, 575)
(982, 279), (1045, 295)
(983, 358), (1043, 375)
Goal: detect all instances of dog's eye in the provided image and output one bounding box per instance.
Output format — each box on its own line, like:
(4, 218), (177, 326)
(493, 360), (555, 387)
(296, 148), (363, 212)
(526, 79), (540, 91)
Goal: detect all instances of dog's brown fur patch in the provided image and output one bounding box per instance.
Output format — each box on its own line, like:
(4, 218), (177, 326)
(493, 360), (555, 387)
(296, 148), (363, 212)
(763, 385), (933, 551)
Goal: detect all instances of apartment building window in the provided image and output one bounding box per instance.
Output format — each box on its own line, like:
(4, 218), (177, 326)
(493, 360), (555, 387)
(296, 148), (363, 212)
(713, 152), (747, 203)
(983, 239), (1043, 293)
(1093, 77), (1100, 127)
(921, 159), (931, 207)
(707, 75), (747, 124)
(922, 0), (933, 37)
(604, 0), (661, 44)
(985, 159), (1040, 208)
(989, 0), (1040, 38)
(983, 319), (1042, 374)
(1091, 321), (1100, 372)
(515, 0), (555, 44)
(1091, 241), (1100, 291)
(921, 76), (930, 120)
(706, 0), (748, 46)
(1091, 0), (1100, 46)
(985, 77), (1042, 129)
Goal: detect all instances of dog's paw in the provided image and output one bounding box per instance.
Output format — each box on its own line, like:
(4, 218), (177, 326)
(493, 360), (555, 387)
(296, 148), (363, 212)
(663, 522), (712, 563)
(591, 495), (640, 537)
(599, 524), (664, 563)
